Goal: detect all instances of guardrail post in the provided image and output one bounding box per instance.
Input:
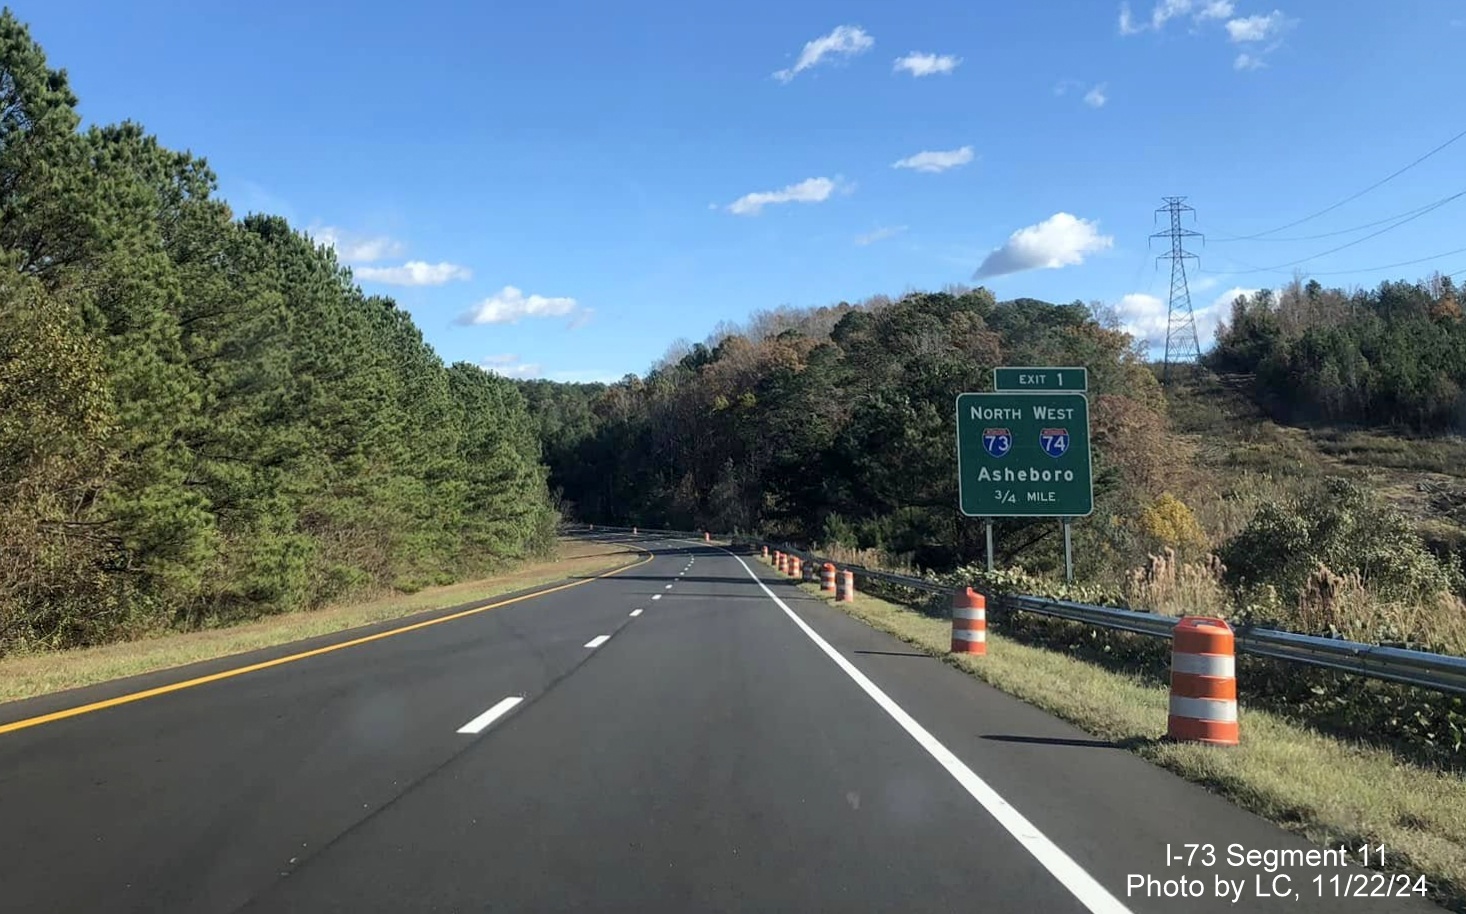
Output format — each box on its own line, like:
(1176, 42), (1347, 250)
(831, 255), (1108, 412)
(821, 563), (836, 592)
(950, 588), (987, 656)
(1168, 617), (1239, 746)
(836, 570), (854, 602)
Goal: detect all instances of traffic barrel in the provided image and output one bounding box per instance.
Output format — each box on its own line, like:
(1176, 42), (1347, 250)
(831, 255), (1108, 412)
(789, 556), (802, 578)
(950, 588), (986, 656)
(836, 570), (854, 602)
(1168, 617), (1239, 746)
(820, 563), (836, 592)
(704, 532), (711, 542)
(761, 545), (769, 559)
(775, 551), (786, 573)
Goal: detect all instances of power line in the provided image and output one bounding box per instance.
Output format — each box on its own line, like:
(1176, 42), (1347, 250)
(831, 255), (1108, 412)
(1209, 191), (1464, 274)
(1215, 125), (1466, 241)
(1202, 244), (1466, 278)
(1209, 191), (1462, 243)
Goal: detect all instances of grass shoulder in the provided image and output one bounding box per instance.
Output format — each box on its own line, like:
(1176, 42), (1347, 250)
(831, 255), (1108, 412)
(0, 538), (640, 705)
(787, 571), (1466, 913)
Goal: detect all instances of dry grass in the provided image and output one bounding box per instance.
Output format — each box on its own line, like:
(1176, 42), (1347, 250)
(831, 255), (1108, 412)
(810, 541), (918, 574)
(1125, 548), (1231, 618)
(0, 539), (641, 704)
(1119, 548), (1466, 654)
(784, 568), (1466, 911)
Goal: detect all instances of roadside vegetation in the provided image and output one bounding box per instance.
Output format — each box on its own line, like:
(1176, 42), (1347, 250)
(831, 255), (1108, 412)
(0, 13), (558, 657)
(0, 539), (638, 704)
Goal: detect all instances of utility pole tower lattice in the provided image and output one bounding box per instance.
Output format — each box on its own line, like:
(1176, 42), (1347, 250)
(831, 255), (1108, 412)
(1150, 196), (1204, 384)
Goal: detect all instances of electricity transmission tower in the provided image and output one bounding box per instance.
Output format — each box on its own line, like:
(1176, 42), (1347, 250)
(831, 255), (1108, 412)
(1150, 197), (1204, 383)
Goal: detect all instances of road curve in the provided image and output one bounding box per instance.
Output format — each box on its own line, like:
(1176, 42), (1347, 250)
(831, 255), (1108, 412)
(0, 536), (1443, 913)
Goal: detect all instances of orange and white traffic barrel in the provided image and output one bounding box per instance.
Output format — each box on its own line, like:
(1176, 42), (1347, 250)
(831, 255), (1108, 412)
(704, 532), (711, 542)
(950, 588), (986, 655)
(775, 551), (785, 573)
(761, 545), (769, 559)
(836, 570), (854, 602)
(789, 556), (802, 578)
(821, 563), (836, 592)
(1167, 617), (1239, 746)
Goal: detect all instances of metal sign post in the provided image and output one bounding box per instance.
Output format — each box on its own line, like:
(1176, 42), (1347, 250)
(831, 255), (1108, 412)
(1062, 520), (1074, 583)
(984, 519), (994, 572)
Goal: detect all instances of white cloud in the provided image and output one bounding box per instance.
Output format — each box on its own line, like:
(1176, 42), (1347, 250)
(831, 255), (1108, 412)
(1112, 285), (1258, 348)
(458, 286), (580, 325)
(973, 213), (1114, 279)
(893, 52), (960, 76)
(1119, 3), (1145, 34)
(310, 225), (405, 263)
(773, 25), (873, 82)
(1226, 10), (1287, 41)
(1198, 0), (1234, 19)
(1234, 52), (1266, 70)
(891, 146), (975, 173)
(855, 225), (908, 246)
(546, 369), (624, 384)
(1113, 293), (1170, 346)
(1057, 81), (1109, 106)
(355, 261), (472, 286)
(566, 308), (596, 330)
(727, 177), (839, 216)
(1151, 0), (1194, 29)
(480, 354), (543, 379)
(1212, 286), (1260, 313)
(477, 358), (618, 384)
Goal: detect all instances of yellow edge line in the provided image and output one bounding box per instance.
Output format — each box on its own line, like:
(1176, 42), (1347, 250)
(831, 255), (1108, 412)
(0, 545), (654, 736)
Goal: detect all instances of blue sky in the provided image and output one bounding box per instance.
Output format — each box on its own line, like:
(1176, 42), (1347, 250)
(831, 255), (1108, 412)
(19, 0), (1466, 380)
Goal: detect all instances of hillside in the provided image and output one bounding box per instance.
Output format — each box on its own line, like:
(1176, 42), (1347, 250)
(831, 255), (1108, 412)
(1166, 370), (1466, 560)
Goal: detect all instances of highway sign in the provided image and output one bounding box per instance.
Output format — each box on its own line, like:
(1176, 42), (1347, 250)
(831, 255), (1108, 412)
(993, 366), (1088, 392)
(956, 391), (1093, 517)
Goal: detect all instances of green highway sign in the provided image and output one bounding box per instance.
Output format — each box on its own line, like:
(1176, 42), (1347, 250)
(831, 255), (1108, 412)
(956, 391), (1093, 517)
(993, 366), (1088, 392)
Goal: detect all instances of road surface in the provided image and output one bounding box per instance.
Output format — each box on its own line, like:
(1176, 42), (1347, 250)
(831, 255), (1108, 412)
(0, 535), (1444, 913)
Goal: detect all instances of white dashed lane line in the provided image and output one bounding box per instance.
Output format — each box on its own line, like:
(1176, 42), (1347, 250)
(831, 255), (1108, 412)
(456, 696), (523, 735)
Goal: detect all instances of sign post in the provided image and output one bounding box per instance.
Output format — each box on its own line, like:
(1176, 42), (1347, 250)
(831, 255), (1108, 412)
(1063, 520), (1074, 582)
(985, 519), (994, 572)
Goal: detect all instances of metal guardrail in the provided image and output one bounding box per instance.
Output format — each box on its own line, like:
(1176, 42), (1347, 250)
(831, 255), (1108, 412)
(565, 524), (1466, 697)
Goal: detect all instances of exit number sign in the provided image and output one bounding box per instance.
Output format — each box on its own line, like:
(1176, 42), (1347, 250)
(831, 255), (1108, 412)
(993, 366), (1088, 392)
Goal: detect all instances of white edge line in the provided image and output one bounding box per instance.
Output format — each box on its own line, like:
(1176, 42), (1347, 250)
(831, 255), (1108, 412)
(456, 696), (524, 735)
(585, 634), (611, 649)
(725, 550), (1135, 914)
(630, 609), (643, 617)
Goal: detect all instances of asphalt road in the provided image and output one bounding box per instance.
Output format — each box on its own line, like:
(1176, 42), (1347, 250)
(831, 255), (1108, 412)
(0, 535), (1445, 913)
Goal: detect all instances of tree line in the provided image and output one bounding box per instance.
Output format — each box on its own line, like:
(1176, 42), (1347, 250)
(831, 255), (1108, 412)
(0, 12), (556, 653)
(1210, 275), (1465, 430)
(523, 288), (1178, 577)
